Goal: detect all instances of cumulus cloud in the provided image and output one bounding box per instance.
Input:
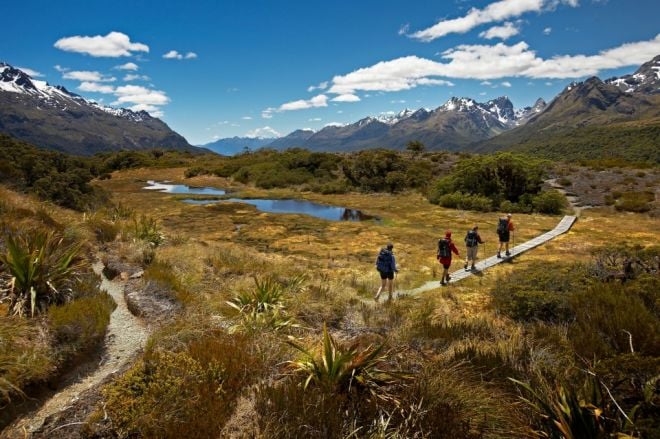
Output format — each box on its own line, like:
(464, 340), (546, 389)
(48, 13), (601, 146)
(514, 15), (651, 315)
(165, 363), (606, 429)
(410, 0), (578, 42)
(17, 67), (43, 77)
(479, 21), (520, 40)
(112, 85), (170, 111)
(246, 126), (281, 138)
(116, 62), (139, 71)
(54, 31), (149, 57)
(279, 94), (328, 111)
(543, 27), (552, 35)
(331, 93), (361, 102)
(327, 34), (660, 94)
(261, 108), (275, 119)
(242, 116), (253, 120)
(63, 70), (116, 82)
(308, 117), (322, 121)
(163, 50), (198, 60)
(78, 81), (115, 94)
(307, 81), (329, 92)
(501, 81), (512, 87)
(123, 74), (150, 81)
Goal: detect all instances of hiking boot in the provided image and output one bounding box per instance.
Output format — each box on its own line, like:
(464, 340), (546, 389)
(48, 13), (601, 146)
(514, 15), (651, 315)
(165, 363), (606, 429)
(464, 262), (469, 270)
(470, 265), (476, 271)
(505, 250), (511, 256)
(440, 280), (447, 286)
(446, 275), (451, 282)
(497, 252), (501, 258)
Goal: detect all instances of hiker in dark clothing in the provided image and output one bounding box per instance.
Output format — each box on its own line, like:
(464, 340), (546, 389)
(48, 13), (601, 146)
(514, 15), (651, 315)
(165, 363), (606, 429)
(374, 243), (398, 302)
(437, 231), (459, 285)
(464, 225), (485, 271)
(497, 213), (515, 258)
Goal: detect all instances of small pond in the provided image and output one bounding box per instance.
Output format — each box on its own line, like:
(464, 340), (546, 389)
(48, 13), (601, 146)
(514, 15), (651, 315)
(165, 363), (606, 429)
(143, 181), (378, 222)
(183, 198), (377, 222)
(143, 180), (226, 196)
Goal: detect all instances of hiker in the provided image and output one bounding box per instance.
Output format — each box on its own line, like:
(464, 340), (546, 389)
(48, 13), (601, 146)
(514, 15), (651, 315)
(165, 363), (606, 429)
(437, 230), (459, 285)
(464, 225), (484, 271)
(497, 213), (515, 258)
(374, 242), (398, 302)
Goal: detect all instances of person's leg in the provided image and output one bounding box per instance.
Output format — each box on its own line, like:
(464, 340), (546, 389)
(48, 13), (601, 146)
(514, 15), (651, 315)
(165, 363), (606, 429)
(375, 277), (386, 300)
(497, 241), (503, 257)
(387, 277), (394, 300)
(441, 267), (448, 284)
(505, 241), (510, 255)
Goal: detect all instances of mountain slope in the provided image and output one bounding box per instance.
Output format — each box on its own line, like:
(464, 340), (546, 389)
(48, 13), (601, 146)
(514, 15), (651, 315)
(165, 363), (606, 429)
(0, 63), (197, 155)
(202, 136), (275, 156)
(475, 62), (660, 162)
(269, 96), (538, 152)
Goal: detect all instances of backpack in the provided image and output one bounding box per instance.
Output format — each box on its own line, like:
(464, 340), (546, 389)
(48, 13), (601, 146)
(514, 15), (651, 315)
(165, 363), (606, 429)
(497, 218), (508, 235)
(437, 239), (451, 258)
(376, 248), (393, 272)
(465, 230), (478, 247)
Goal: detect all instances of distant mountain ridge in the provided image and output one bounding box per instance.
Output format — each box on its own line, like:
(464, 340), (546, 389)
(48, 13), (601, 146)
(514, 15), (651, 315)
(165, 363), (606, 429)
(476, 55), (660, 162)
(202, 136), (276, 156)
(0, 62), (198, 155)
(264, 96), (547, 152)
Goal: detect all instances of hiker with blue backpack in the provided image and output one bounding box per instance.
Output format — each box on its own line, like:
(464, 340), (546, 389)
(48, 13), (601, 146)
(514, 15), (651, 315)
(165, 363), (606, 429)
(374, 242), (398, 302)
(437, 231), (459, 286)
(464, 225), (485, 271)
(497, 213), (515, 258)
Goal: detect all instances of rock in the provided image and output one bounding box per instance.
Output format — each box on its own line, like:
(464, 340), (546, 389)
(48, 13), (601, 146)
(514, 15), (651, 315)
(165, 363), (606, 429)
(129, 270), (144, 279)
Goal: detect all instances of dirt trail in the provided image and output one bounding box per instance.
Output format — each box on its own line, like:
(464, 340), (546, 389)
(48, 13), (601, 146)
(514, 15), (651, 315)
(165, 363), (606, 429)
(5, 261), (148, 437)
(546, 178), (593, 217)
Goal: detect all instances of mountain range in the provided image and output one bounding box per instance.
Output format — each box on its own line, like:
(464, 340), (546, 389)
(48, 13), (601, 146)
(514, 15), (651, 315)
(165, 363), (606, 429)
(0, 62), (198, 155)
(202, 136), (275, 156)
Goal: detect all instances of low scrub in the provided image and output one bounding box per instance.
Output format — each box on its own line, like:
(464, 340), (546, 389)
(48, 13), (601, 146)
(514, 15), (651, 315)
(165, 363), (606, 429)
(614, 191), (654, 213)
(103, 330), (262, 438)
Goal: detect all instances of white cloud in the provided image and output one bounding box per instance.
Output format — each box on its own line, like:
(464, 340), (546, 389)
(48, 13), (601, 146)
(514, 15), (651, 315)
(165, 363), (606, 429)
(17, 67), (43, 77)
(398, 24), (410, 36)
(163, 50), (198, 60)
(479, 22), (520, 40)
(116, 62), (139, 71)
(390, 99), (406, 104)
(480, 80), (493, 85)
(308, 117), (322, 121)
(112, 85), (170, 111)
(246, 126), (281, 138)
(78, 82), (115, 94)
(479, 91), (488, 95)
(545, 81), (553, 85)
(307, 81), (329, 92)
(543, 27), (552, 35)
(278, 94), (328, 111)
(331, 93), (361, 102)
(262, 108), (275, 119)
(123, 74), (150, 81)
(54, 31), (149, 57)
(501, 81), (512, 87)
(54, 65), (68, 73)
(409, 0), (578, 42)
(242, 116), (253, 120)
(327, 34), (660, 92)
(163, 50), (183, 59)
(127, 104), (163, 117)
(324, 122), (346, 127)
(63, 70), (116, 82)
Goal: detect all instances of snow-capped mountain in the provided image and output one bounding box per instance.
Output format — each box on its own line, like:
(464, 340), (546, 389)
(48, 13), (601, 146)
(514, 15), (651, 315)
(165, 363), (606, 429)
(0, 62), (195, 155)
(605, 55), (660, 95)
(268, 95), (546, 152)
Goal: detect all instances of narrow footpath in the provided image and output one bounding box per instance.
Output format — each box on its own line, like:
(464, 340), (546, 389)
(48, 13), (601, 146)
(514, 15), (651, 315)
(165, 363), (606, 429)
(396, 215), (577, 298)
(5, 261), (149, 437)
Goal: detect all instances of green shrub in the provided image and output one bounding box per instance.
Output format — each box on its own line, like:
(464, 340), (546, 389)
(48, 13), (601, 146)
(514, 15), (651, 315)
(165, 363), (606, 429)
(557, 177), (572, 186)
(132, 215), (164, 246)
(103, 330), (262, 438)
(436, 192), (493, 212)
(614, 191), (654, 213)
(85, 215), (119, 243)
(47, 292), (116, 359)
(532, 190), (568, 214)
(184, 166), (209, 178)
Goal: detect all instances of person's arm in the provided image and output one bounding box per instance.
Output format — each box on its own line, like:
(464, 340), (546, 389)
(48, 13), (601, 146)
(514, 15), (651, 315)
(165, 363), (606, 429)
(451, 242), (459, 256)
(477, 233), (484, 244)
(391, 254), (398, 272)
(509, 221), (515, 231)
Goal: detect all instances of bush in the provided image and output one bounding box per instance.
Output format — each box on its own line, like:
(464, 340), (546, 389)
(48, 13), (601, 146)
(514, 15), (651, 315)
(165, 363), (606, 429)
(132, 215), (164, 246)
(614, 191), (654, 213)
(103, 330), (262, 438)
(436, 192), (494, 212)
(85, 215), (119, 243)
(532, 190), (568, 214)
(47, 291), (116, 359)
(184, 166), (209, 178)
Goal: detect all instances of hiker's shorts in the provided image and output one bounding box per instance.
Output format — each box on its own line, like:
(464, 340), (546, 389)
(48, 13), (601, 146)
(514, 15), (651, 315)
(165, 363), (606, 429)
(467, 246), (478, 260)
(499, 231), (510, 243)
(378, 270), (394, 280)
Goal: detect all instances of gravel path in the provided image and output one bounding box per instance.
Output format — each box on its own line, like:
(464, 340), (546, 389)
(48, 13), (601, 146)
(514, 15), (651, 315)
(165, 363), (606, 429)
(6, 261), (148, 437)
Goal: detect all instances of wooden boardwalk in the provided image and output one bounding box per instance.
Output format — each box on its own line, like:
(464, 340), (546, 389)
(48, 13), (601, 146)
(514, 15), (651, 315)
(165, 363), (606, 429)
(397, 215), (577, 298)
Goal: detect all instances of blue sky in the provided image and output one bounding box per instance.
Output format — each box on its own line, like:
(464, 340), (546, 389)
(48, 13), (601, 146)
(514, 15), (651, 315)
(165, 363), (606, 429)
(1, 0), (659, 144)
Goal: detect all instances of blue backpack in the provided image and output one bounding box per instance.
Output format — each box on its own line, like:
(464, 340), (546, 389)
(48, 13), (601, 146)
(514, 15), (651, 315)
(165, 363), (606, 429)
(376, 248), (393, 272)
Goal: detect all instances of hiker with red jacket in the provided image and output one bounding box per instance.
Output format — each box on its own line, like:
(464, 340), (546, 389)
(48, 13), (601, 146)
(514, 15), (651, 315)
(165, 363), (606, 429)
(437, 230), (459, 286)
(497, 213), (515, 258)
